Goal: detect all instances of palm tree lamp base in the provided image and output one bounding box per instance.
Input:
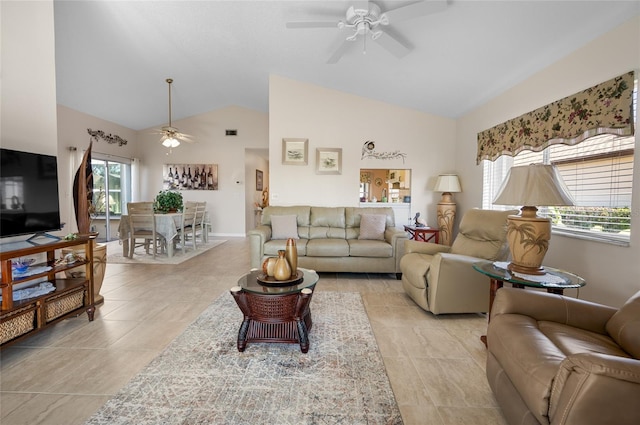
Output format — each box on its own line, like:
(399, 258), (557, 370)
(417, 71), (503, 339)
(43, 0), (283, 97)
(436, 193), (457, 246)
(505, 207), (550, 276)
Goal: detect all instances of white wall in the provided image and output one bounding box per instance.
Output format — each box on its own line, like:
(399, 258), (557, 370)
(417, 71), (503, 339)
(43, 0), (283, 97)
(1, 1), (57, 155)
(56, 105), (139, 235)
(268, 75), (456, 228)
(456, 16), (640, 307)
(0, 1), (63, 242)
(136, 106), (269, 236)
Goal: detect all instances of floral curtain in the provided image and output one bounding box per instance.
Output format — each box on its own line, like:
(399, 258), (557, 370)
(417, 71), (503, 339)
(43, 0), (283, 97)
(477, 71), (635, 164)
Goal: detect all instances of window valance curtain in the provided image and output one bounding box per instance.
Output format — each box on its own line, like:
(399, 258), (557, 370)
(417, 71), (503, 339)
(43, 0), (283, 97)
(476, 71), (635, 164)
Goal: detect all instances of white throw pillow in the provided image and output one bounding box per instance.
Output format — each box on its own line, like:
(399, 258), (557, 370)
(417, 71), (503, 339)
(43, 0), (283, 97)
(271, 214), (299, 240)
(358, 214), (386, 240)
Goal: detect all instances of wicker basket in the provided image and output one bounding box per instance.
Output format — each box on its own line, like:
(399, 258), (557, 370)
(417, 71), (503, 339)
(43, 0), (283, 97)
(1, 304), (36, 344)
(45, 289), (85, 322)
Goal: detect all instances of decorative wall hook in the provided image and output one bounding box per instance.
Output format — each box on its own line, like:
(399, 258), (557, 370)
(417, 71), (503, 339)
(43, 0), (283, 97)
(87, 128), (128, 146)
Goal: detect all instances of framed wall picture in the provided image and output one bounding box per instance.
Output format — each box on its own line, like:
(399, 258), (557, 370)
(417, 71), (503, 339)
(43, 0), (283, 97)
(163, 164), (218, 190)
(256, 169), (263, 191)
(282, 138), (308, 165)
(316, 148), (342, 175)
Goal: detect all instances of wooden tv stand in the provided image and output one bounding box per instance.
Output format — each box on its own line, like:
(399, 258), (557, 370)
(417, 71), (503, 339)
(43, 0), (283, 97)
(0, 236), (95, 347)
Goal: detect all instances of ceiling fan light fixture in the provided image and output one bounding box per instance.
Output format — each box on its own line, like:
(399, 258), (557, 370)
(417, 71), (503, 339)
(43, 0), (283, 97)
(156, 78), (193, 150)
(163, 138), (180, 148)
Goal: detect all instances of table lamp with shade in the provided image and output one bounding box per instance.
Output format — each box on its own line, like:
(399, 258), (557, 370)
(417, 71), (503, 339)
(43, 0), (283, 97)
(493, 163), (575, 275)
(434, 174), (462, 246)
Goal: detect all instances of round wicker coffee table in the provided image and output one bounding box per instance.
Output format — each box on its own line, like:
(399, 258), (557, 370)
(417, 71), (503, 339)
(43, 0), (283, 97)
(230, 268), (319, 353)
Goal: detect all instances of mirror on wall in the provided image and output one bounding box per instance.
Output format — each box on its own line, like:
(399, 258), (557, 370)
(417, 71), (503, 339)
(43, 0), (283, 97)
(359, 169), (411, 204)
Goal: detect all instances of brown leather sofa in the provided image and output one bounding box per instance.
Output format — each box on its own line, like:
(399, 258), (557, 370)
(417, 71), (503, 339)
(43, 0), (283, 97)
(487, 287), (640, 425)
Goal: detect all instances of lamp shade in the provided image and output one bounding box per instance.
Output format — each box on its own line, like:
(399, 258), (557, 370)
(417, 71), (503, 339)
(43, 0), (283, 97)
(162, 138), (180, 148)
(493, 164), (574, 207)
(433, 174), (462, 193)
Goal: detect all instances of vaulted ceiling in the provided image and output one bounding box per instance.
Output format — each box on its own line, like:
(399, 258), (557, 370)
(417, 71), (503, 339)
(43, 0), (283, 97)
(53, 0), (640, 130)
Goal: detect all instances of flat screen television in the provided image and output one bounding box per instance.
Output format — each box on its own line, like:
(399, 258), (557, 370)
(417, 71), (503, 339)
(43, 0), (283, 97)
(0, 148), (62, 239)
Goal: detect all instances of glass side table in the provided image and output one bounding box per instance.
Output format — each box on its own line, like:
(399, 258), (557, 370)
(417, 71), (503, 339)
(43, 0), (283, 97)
(472, 260), (585, 346)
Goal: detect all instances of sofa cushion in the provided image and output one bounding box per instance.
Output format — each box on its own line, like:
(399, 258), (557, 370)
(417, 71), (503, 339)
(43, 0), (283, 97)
(306, 239), (349, 257)
(358, 214), (387, 240)
(264, 239), (307, 257)
(345, 207), (395, 227)
(345, 207), (395, 239)
(539, 321), (631, 358)
(309, 226), (346, 239)
(307, 207), (346, 240)
(310, 207), (345, 227)
(450, 209), (515, 259)
(606, 290), (640, 358)
(262, 206), (310, 225)
(348, 239), (392, 257)
(271, 214), (299, 240)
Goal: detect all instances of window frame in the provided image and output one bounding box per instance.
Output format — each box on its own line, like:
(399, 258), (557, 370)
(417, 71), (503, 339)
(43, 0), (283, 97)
(482, 133), (634, 247)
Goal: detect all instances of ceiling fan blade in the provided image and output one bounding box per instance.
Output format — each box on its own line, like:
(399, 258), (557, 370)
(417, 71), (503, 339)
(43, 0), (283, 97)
(155, 128), (194, 142)
(176, 133), (194, 143)
(286, 21), (338, 29)
(383, 0), (447, 23)
(327, 40), (353, 64)
(374, 31), (411, 58)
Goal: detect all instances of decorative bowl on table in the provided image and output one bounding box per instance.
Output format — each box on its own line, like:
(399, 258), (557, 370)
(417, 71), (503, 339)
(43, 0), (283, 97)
(12, 258), (35, 274)
(257, 270), (304, 287)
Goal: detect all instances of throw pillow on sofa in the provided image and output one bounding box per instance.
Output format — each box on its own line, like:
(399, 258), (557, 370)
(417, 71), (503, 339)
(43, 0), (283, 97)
(358, 214), (386, 240)
(271, 214), (299, 239)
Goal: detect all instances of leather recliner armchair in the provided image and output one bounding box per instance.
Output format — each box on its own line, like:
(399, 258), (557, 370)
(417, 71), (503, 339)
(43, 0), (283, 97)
(399, 208), (517, 314)
(487, 287), (640, 425)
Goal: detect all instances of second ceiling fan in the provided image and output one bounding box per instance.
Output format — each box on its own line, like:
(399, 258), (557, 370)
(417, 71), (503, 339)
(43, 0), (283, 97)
(286, 0), (448, 64)
(154, 78), (194, 151)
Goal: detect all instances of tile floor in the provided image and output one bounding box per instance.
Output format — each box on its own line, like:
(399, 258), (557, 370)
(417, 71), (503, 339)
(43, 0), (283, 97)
(0, 237), (507, 425)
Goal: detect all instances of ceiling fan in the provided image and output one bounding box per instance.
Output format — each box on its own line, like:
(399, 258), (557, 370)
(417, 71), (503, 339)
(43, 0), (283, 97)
(285, 0), (448, 64)
(155, 78), (193, 150)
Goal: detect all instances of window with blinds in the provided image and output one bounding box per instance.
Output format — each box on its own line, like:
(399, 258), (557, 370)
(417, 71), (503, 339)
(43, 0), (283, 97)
(482, 81), (637, 246)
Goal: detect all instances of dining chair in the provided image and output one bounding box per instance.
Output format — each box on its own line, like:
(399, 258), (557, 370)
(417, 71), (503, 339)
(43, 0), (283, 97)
(177, 202), (198, 254)
(193, 201), (208, 246)
(127, 202), (162, 259)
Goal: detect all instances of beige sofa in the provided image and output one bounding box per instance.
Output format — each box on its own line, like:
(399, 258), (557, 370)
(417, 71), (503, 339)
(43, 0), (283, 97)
(248, 206), (408, 275)
(487, 287), (640, 425)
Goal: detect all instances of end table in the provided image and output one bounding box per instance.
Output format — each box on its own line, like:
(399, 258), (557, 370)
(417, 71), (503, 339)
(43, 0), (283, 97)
(473, 260), (585, 346)
(404, 225), (439, 243)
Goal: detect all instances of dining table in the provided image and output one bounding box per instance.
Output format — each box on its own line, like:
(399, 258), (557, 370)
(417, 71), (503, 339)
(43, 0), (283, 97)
(118, 212), (183, 258)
